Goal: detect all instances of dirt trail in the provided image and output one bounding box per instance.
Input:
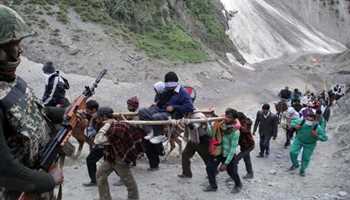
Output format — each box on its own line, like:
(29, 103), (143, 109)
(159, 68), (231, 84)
(20, 55), (344, 200)
(60, 126), (342, 200)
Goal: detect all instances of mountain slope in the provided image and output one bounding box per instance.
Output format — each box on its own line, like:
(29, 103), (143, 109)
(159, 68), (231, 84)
(267, 0), (350, 45)
(221, 0), (346, 64)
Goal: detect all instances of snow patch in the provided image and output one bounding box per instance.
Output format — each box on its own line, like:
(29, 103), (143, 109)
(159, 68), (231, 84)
(226, 53), (256, 71)
(221, 0), (346, 64)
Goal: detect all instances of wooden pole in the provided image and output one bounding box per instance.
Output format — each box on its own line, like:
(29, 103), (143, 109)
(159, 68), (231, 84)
(113, 112), (137, 117)
(119, 117), (224, 126)
(113, 109), (216, 118)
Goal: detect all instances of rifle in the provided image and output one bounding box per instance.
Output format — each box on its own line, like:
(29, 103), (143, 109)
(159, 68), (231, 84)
(18, 69), (107, 200)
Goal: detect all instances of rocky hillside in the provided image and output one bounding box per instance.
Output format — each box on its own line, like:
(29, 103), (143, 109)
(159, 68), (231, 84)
(2, 0), (246, 71)
(267, 0), (350, 45)
(221, 0), (348, 63)
(325, 50), (350, 192)
(103, 0), (245, 62)
(331, 92), (350, 192)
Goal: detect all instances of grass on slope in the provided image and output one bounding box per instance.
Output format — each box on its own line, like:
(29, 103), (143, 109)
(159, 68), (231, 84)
(186, 0), (231, 47)
(20, 0), (209, 63)
(136, 25), (208, 63)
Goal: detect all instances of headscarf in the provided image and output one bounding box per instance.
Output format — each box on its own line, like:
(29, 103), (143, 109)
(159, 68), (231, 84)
(127, 96), (139, 109)
(153, 81), (165, 94)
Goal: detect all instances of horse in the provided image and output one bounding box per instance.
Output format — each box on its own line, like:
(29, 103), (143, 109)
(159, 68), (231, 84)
(69, 112), (129, 159)
(68, 112), (91, 159)
(163, 110), (215, 160)
(163, 122), (185, 160)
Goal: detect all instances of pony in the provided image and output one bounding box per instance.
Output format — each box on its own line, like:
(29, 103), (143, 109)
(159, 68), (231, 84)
(163, 110), (214, 160)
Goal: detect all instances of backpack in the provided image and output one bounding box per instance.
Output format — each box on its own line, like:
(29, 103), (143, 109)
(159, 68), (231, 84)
(183, 86), (196, 103)
(238, 117), (254, 148)
(208, 121), (224, 157)
(49, 72), (69, 90)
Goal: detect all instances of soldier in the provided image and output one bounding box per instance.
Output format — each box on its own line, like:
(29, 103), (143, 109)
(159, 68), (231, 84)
(0, 5), (63, 199)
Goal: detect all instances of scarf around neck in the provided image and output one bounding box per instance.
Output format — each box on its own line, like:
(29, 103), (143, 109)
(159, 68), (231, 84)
(263, 111), (271, 119)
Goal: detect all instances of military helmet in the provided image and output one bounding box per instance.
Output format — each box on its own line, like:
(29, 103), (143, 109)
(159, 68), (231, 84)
(0, 5), (32, 45)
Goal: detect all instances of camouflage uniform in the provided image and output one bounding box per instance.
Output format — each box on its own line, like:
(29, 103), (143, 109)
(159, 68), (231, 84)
(0, 77), (55, 200)
(0, 5), (57, 200)
(0, 78), (51, 167)
(0, 5), (32, 44)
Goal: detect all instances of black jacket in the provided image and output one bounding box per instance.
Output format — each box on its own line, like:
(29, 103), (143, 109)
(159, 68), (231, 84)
(42, 71), (69, 106)
(239, 118), (255, 151)
(253, 111), (279, 137)
(279, 89), (292, 99)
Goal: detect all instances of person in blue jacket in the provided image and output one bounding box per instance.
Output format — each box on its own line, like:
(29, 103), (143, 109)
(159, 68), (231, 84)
(138, 71), (194, 170)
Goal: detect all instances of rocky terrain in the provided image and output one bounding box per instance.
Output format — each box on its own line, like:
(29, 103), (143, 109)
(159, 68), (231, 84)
(4, 0), (246, 84)
(17, 50), (350, 200)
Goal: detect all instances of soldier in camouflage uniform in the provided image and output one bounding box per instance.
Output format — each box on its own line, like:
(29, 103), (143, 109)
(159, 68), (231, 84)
(0, 5), (63, 200)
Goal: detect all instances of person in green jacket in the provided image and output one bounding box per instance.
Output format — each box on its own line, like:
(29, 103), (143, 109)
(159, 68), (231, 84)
(203, 108), (242, 193)
(289, 110), (328, 176)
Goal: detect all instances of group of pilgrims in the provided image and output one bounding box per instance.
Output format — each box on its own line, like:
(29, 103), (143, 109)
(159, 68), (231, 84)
(61, 70), (344, 200)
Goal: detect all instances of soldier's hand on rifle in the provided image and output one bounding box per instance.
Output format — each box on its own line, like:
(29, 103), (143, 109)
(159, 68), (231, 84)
(49, 166), (64, 185)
